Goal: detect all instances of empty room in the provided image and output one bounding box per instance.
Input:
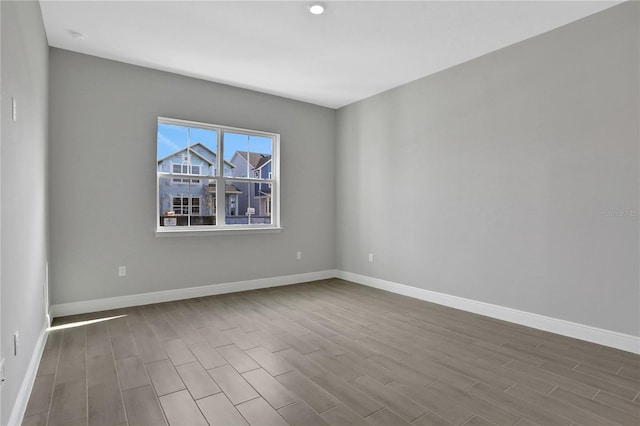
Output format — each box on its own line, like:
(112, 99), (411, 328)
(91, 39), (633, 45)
(1, 0), (639, 425)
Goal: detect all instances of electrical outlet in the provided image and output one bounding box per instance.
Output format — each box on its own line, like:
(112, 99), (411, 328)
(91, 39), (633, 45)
(368, 253), (374, 262)
(296, 251), (302, 260)
(118, 266), (126, 277)
(13, 331), (19, 356)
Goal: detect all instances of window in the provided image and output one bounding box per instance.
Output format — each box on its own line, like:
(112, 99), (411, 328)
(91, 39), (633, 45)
(172, 197), (200, 215)
(172, 164), (201, 175)
(157, 117), (279, 233)
(171, 162), (202, 185)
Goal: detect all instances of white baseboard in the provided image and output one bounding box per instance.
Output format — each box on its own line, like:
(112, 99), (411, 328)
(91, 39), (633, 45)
(336, 270), (640, 354)
(8, 319), (49, 426)
(48, 268), (639, 354)
(50, 270), (337, 318)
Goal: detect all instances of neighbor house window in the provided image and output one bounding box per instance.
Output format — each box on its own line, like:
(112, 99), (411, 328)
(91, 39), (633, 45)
(157, 117), (279, 232)
(172, 197), (200, 215)
(172, 164), (202, 175)
(171, 162), (202, 184)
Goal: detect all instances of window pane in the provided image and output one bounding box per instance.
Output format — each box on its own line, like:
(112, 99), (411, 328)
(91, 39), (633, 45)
(158, 122), (218, 177)
(224, 132), (273, 179)
(225, 180), (272, 225)
(159, 177), (213, 226)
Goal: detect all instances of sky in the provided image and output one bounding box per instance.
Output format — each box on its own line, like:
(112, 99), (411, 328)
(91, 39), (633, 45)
(157, 122), (272, 161)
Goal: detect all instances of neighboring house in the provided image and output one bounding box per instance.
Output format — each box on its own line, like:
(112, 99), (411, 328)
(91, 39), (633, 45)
(157, 142), (241, 225)
(230, 151), (273, 217)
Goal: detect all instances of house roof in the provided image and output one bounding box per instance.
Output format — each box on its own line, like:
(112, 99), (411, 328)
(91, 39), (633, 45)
(158, 146), (211, 165)
(255, 155), (272, 170)
(158, 142), (236, 168)
(235, 151), (270, 169)
(206, 183), (243, 195)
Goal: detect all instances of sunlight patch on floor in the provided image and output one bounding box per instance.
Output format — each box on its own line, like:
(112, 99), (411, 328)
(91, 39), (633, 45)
(47, 314), (127, 331)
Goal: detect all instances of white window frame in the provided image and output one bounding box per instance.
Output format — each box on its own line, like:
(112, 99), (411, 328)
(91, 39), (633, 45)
(156, 117), (281, 236)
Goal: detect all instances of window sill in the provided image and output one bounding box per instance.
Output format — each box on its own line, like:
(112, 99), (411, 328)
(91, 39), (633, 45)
(155, 226), (283, 237)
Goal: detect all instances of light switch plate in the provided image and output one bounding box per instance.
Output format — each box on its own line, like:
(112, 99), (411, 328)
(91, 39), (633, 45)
(0, 358), (5, 385)
(13, 332), (19, 356)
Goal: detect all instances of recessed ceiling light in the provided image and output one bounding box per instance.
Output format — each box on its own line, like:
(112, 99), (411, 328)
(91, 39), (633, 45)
(70, 30), (87, 40)
(309, 3), (325, 15)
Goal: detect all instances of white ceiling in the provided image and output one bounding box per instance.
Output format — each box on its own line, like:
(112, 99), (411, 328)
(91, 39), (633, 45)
(40, 0), (621, 109)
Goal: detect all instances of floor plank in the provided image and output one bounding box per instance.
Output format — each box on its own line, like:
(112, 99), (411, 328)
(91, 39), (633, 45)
(275, 348), (327, 378)
(310, 372), (383, 417)
(208, 364), (259, 405)
(196, 393), (249, 426)
(48, 380), (87, 426)
(24, 374), (54, 417)
(36, 331), (62, 376)
(275, 370), (341, 414)
(159, 389), (208, 426)
(55, 328), (86, 385)
(122, 385), (167, 426)
(386, 380), (474, 425)
(243, 368), (299, 409)
(427, 380), (520, 425)
(278, 400), (330, 426)
(550, 386), (639, 425)
(176, 361), (221, 400)
(352, 375), (428, 422)
(320, 404), (369, 426)
(188, 341), (228, 369)
(218, 344), (261, 373)
(87, 353), (126, 426)
(246, 346), (293, 376)
(21, 412), (48, 426)
(506, 384), (618, 426)
(365, 407), (411, 425)
(467, 382), (571, 426)
(236, 397), (290, 426)
(116, 356), (149, 391)
(146, 359), (186, 396)
(163, 339), (197, 366)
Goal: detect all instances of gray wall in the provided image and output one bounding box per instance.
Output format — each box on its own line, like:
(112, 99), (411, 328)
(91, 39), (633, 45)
(336, 2), (639, 336)
(1, 1), (49, 423)
(49, 49), (336, 305)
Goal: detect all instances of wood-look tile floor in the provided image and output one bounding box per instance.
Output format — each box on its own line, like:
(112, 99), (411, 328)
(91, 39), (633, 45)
(23, 279), (640, 426)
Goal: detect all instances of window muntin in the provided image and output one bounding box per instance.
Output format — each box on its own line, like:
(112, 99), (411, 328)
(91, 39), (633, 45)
(157, 117), (279, 232)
